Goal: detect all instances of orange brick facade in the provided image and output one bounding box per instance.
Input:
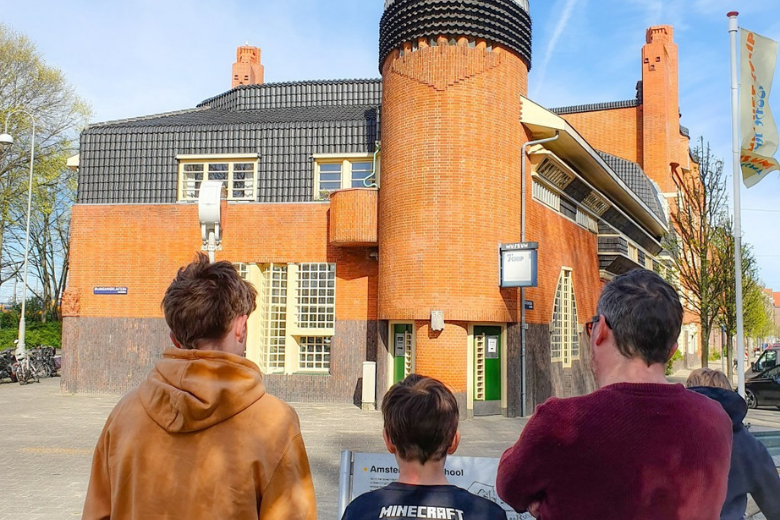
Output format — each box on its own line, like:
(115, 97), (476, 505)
(65, 4), (691, 415)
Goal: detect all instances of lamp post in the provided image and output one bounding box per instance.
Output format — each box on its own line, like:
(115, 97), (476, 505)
(0, 109), (36, 360)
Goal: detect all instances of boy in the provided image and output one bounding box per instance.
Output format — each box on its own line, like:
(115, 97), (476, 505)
(342, 374), (507, 520)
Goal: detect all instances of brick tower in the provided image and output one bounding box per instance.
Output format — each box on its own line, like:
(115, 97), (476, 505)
(378, 0), (532, 412)
(232, 44), (264, 88)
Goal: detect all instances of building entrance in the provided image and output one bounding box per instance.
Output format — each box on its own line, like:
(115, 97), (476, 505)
(473, 326), (502, 416)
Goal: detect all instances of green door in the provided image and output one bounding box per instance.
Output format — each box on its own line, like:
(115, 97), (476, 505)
(393, 324), (413, 383)
(474, 326), (502, 402)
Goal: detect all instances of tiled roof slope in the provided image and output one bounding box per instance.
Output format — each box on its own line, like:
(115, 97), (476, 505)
(550, 99), (639, 115)
(596, 150), (667, 225)
(198, 79), (382, 111)
(78, 81), (380, 204)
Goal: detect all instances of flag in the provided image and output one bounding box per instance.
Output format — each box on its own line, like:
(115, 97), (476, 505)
(740, 29), (780, 188)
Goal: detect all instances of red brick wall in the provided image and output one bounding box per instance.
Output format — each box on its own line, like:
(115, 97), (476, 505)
(65, 203), (377, 321)
(560, 107), (643, 164)
(378, 39), (529, 323)
(414, 320), (468, 393)
(329, 188), (378, 246)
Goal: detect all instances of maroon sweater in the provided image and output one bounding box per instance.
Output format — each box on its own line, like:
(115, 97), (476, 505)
(496, 383), (733, 520)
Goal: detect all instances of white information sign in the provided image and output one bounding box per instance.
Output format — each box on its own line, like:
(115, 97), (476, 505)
(395, 334), (406, 357)
(499, 243), (538, 288)
(487, 337), (498, 354)
(339, 451), (531, 520)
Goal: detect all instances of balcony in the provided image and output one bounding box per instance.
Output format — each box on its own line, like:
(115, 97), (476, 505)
(328, 188), (378, 247)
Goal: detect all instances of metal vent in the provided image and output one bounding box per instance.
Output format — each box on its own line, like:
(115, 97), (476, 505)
(536, 159), (573, 189)
(582, 191), (610, 216)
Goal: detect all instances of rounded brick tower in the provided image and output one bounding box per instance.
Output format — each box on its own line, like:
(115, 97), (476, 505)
(378, 0), (532, 410)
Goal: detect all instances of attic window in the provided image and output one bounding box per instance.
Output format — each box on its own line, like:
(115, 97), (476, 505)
(177, 154), (259, 202)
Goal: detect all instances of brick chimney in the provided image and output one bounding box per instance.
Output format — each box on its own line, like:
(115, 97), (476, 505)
(232, 44), (264, 89)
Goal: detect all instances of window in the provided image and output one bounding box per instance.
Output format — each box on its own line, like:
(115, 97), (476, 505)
(532, 178), (560, 210)
(551, 269), (580, 367)
(177, 154), (259, 201)
(296, 263), (336, 329)
(245, 262), (336, 374)
(313, 154), (377, 199)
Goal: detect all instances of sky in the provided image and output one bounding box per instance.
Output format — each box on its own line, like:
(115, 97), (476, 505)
(1, 0), (779, 292)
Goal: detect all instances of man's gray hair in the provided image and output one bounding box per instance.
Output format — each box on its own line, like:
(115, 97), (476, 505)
(596, 269), (683, 366)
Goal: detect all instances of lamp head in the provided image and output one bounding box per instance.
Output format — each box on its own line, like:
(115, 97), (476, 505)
(0, 134), (13, 147)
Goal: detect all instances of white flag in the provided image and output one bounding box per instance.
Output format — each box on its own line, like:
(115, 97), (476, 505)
(740, 29), (780, 188)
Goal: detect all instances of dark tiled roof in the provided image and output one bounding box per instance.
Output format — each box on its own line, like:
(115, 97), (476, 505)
(87, 105), (380, 130)
(198, 80), (382, 111)
(680, 125), (690, 137)
(596, 150), (666, 225)
(379, 0), (532, 70)
(550, 99), (639, 115)
(79, 103), (379, 204)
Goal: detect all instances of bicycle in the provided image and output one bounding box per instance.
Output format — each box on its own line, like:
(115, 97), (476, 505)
(13, 352), (40, 385)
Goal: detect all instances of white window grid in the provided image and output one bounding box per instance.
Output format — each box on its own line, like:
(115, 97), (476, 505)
(296, 263), (336, 329)
(259, 264), (287, 373)
(298, 336), (331, 371)
(551, 269), (580, 366)
(315, 158), (376, 199)
(179, 160), (257, 201)
(233, 263), (248, 280)
(532, 178), (560, 210)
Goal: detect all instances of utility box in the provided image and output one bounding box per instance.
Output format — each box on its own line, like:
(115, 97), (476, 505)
(361, 361), (377, 411)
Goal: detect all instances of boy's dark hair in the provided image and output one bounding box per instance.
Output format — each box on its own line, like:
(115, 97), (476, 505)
(162, 254), (257, 350)
(382, 374), (459, 464)
(596, 268), (683, 366)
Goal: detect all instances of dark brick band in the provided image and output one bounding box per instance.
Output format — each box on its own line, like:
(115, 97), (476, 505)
(379, 0), (532, 71)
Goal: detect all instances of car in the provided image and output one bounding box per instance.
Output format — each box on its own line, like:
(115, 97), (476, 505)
(745, 365), (780, 409)
(750, 345), (780, 374)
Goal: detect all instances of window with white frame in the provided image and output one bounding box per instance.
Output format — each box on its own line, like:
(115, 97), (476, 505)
(314, 155), (377, 199)
(296, 263), (336, 329)
(177, 155), (258, 201)
(551, 269), (580, 367)
(248, 262), (336, 374)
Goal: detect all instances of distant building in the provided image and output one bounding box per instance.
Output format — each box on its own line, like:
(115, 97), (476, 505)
(63, 0), (694, 415)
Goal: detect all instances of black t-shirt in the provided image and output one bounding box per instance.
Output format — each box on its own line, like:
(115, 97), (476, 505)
(342, 482), (508, 520)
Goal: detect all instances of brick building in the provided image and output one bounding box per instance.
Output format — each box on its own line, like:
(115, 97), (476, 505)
(63, 0), (694, 416)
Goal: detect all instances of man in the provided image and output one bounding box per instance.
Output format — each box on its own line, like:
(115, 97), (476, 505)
(83, 254), (317, 520)
(496, 269), (732, 520)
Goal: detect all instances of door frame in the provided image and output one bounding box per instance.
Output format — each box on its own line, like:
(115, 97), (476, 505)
(467, 323), (508, 417)
(387, 321), (416, 390)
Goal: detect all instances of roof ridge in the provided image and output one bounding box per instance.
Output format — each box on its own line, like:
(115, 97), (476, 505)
(87, 106), (211, 129)
(198, 78), (382, 107)
(550, 99), (639, 115)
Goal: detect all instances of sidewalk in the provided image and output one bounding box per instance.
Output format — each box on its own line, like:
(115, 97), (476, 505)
(0, 376), (773, 519)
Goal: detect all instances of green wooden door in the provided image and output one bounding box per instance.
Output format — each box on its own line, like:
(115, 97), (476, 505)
(393, 324), (413, 383)
(474, 326), (502, 402)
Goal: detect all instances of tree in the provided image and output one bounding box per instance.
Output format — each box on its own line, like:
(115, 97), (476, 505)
(714, 218), (761, 374)
(0, 23), (90, 319)
(665, 140), (729, 366)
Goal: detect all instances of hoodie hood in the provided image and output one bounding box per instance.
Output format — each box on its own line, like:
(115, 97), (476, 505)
(688, 386), (747, 431)
(139, 348), (266, 433)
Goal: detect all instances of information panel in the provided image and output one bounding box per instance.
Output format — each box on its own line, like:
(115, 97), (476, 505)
(499, 243), (538, 288)
(339, 451), (531, 519)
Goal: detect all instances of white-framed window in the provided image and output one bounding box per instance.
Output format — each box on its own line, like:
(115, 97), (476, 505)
(551, 268), (580, 367)
(296, 263), (336, 329)
(313, 153), (377, 199)
(245, 262), (336, 374)
(177, 154), (259, 202)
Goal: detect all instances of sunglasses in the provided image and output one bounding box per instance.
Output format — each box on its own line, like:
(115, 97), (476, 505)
(585, 315), (612, 336)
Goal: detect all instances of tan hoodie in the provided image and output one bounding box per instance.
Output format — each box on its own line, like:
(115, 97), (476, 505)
(82, 348), (317, 520)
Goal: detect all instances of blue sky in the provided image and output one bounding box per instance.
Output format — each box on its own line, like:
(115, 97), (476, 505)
(1, 0), (779, 292)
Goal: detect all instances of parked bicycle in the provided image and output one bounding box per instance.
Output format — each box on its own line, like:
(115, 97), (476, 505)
(13, 352), (39, 385)
(0, 349), (17, 382)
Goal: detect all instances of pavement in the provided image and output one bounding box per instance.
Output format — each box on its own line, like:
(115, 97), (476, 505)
(0, 372), (776, 520)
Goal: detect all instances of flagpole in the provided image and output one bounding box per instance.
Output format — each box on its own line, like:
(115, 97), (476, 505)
(728, 11), (746, 397)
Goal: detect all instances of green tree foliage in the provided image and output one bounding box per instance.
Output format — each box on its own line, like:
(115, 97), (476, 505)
(665, 140), (728, 366)
(0, 23), (90, 320)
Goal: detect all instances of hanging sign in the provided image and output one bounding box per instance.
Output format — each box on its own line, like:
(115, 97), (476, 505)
(500, 242), (538, 288)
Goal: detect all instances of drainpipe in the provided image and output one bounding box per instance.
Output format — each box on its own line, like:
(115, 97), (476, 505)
(363, 141), (381, 187)
(520, 131), (559, 417)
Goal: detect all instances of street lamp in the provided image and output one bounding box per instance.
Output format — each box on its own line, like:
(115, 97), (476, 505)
(0, 110), (36, 360)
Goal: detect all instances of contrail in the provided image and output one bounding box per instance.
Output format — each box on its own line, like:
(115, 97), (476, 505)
(531, 0), (580, 98)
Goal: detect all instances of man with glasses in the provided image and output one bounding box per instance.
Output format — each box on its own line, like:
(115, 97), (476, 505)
(496, 269), (732, 520)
